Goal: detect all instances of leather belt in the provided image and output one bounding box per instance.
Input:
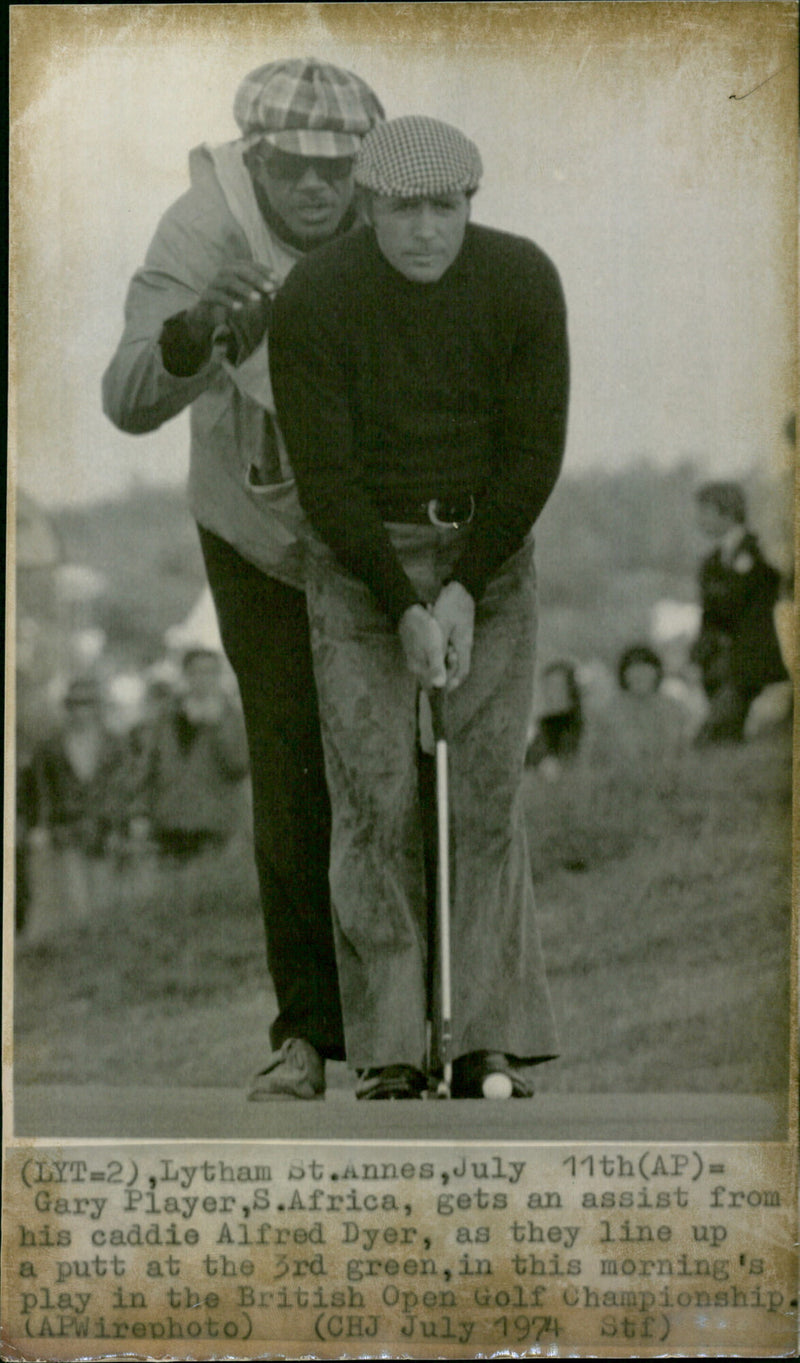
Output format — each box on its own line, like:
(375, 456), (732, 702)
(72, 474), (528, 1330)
(380, 495), (476, 528)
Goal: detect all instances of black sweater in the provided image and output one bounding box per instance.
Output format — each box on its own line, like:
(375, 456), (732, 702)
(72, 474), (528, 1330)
(270, 223), (569, 624)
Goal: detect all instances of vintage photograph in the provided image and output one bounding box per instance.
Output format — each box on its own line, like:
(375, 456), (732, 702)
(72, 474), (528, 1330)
(5, 3), (797, 1356)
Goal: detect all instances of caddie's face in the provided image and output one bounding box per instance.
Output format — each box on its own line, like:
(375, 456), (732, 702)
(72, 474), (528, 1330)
(255, 149), (355, 243)
(369, 193), (470, 282)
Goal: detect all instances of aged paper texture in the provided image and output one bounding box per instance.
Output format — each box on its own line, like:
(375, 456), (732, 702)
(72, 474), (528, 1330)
(5, 3), (798, 1358)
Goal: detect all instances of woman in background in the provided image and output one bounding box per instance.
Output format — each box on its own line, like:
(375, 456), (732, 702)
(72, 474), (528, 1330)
(526, 660), (584, 779)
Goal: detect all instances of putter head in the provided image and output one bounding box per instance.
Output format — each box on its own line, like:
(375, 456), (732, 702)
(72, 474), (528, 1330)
(423, 1069), (451, 1099)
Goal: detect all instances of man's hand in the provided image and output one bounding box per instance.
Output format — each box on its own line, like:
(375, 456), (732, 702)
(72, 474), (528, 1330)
(432, 581), (475, 690)
(184, 262), (278, 356)
(398, 605), (447, 689)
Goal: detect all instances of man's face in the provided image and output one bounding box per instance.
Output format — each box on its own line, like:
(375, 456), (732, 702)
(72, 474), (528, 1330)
(254, 148), (355, 243)
(542, 668), (573, 713)
(624, 662), (660, 698)
(369, 192), (470, 282)
(696, 502), (736, 543)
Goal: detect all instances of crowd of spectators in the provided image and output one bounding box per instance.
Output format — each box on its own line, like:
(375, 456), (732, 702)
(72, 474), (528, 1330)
(16, 646), (249, 938)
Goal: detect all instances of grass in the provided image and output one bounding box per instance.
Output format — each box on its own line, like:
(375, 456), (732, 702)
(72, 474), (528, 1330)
(13, 725), (792, 1096)
(527, 729), (792, 1093)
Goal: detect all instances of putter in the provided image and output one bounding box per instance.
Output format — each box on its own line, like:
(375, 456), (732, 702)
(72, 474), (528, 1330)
(428, 686), (453, 1099)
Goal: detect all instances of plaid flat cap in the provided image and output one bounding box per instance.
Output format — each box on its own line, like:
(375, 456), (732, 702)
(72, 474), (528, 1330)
(234, 58), (384, 156)
(355, 116), (482, 197)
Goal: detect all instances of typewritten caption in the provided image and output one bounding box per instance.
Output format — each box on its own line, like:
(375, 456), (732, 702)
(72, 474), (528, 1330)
(1, 1142), (796, 1359)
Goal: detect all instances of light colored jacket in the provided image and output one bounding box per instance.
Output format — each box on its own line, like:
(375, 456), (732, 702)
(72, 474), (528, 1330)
(102, 143), (309, 587)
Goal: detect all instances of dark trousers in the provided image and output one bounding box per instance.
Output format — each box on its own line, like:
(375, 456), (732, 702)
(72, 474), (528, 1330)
(696, 681), (753, 744)
(695, 633), (754, 744)
(198, 525), (344, 1059)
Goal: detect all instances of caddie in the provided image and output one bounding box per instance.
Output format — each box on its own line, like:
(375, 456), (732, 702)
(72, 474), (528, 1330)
(270, 116), (569, 1099)
(102, 59), (384, 1100)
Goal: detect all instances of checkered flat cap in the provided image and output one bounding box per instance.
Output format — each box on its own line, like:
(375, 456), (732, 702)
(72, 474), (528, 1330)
(234, 58), (384, 157)
(355, 116), (482, 197)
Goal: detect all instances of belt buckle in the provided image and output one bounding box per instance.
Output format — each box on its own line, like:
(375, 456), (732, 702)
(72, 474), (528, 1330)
(427, 495), (475, 529)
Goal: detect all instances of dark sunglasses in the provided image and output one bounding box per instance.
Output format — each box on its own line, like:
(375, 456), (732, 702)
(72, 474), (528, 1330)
(259, 150), (355, 184)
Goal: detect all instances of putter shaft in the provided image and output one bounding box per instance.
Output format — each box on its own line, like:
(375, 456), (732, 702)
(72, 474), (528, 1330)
(430, 687), (452, 1098)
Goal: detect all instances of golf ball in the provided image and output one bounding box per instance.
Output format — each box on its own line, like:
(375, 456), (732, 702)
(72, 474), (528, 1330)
(482, 1071), (514, 1100)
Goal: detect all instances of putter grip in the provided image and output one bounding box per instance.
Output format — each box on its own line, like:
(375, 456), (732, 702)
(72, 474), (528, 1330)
(429, 685), (447, 741)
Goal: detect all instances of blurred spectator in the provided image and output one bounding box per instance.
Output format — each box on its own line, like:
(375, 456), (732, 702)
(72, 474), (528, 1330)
(617, 643), (691, 759)
(587, 644), (692, 777)
(526, 661), (584, 779)
(15, 754), (38, 933)
(126, 667), (177, 772)
(575, 657), (616, 715)
(112, 667), (179, 901)
(29, 675), (127, 928)
(140, 647), (249, 861)
(690, 481), (789, 744)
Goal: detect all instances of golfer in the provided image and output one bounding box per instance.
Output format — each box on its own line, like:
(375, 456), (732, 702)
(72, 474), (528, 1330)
(270, 116), (568, 1099)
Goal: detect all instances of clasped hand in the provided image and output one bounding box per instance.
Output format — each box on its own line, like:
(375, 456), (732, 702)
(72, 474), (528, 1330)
(184, 261), (278, 360)
(398, 582), (475, 692)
